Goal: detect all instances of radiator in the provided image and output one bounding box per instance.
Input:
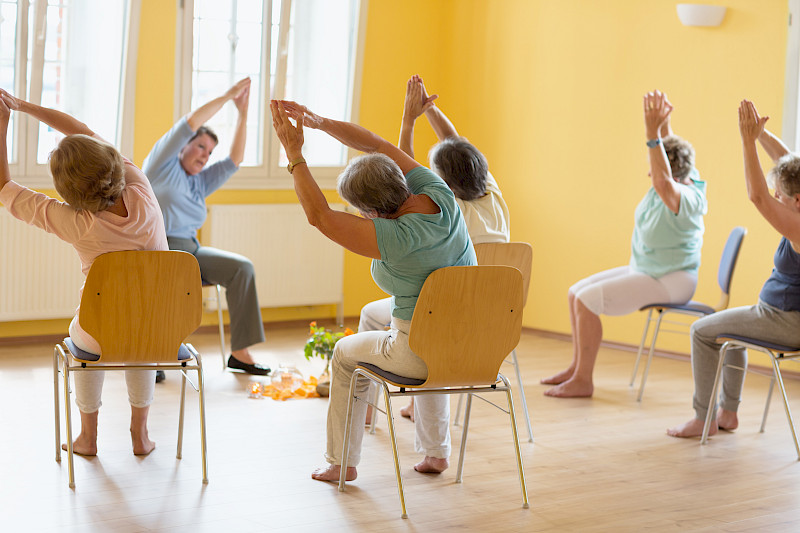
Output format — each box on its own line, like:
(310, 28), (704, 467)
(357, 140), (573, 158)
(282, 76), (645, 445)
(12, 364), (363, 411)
(0, 210), (85, 321)
(206, 204), (345, 323)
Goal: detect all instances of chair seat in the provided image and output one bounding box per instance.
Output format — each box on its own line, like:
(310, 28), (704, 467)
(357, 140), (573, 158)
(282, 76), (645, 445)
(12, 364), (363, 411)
(64, 337), (193, 363)
(358, 362), (426, 386)
(639, 300), (715, 315)
(715, 334), (800, 354)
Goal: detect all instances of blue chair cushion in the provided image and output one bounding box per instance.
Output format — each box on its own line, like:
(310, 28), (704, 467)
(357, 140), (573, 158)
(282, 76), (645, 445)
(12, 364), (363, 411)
(358, 362), (426, 386)
(715, 334), (800, 354)
(639, 300), (715, 315)
(64, 337), (193, 362)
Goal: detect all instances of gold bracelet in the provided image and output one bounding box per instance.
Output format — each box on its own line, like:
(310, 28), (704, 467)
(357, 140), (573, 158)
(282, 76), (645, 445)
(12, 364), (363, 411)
(287, 156), (306, 174)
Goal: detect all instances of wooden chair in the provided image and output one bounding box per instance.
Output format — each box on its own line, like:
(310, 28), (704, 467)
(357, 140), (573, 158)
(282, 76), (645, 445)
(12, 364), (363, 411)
(631, 227), (746, 401)
(453, 242), (534, 442)
(700, 335), (800, 459)
(53, 250), (208, 488)
(339, 266), (528, 518)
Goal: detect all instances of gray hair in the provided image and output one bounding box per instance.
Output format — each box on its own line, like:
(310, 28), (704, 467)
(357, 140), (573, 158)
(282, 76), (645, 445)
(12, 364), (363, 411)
(663, 135), (696, 182)
(768, 153), (800, 198)
(337, 153), (410, 216)
(428, 136), (488, 201)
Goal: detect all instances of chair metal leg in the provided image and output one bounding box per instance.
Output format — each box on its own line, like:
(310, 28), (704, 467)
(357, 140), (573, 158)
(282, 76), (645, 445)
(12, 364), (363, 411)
(455, 392), (473, 483)
(338, 372), (360, 493)
(769, 356), (800, 460)
(53, 345), (62, 463)
(502, 376), (529, 509)
(197, 356), (209, 483)
(382, 382), (408, 519)
(510, 349), (534, 442)
(177, 368), (187, 459)
(760, 378), (775, 433)
(631, 309), (654, 387)
(215, 284), (226, 370)
(701, 343), (729, 445)
(454, 394), (464, 428)
(63, 364), (75, 489)
(637, 311), (665, 402)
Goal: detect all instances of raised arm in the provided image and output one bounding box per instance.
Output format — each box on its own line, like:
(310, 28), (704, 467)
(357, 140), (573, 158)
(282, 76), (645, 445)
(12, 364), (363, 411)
(419, 76), (458, 141)
(644, 90), (682, 214)
(758, 128), (791, 163)
(271, 100), (381, 259)
(186, 77), (250, 131)
(398, 75), (437, 158)
(281, 100), (421, 175)
(0, 89), (93, 137)
(229, 81), (250, 165)
(739, 100), (800, 246)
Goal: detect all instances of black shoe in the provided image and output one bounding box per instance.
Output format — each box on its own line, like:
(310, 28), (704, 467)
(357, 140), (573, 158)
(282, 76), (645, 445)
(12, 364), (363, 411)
(155, 370), (166, 383)
(227, 354), (270, 376)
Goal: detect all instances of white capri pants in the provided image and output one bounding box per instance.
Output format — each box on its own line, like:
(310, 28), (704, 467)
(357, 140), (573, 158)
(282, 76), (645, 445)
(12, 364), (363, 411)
(570, 266), (697, 316)
(69, 317), (155, 414)
(358, 298), (451, 459)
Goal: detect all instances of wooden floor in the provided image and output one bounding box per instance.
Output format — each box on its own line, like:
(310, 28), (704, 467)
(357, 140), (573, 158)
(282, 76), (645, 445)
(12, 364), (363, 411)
(2, 323), (800, 532)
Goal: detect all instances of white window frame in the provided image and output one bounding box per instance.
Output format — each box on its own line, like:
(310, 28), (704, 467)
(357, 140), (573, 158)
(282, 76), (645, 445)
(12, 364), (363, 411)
(175, 0), (368, 190)
(6, 0), (140, 189)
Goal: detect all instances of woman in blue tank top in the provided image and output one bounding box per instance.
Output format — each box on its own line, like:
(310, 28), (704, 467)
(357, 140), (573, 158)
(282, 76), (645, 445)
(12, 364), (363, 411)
(668, 101), (800, 438)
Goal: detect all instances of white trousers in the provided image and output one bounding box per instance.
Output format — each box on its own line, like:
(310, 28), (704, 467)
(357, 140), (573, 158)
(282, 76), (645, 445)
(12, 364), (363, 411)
(69, 317), (155, 414)
(570, 266), (697, 316)
(359, 298), (451, 459)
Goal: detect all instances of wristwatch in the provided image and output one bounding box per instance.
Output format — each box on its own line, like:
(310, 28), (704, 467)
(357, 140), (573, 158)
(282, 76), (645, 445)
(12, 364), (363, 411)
(646, 138), (661, 148)
(287, 156), (306, 174)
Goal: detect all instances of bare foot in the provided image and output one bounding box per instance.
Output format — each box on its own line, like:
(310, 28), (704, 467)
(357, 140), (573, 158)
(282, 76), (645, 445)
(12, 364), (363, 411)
(131, 432), (156, 456)
(540, 368), (574, 385)
(400, 400), (415, 422)
(311, 464), (357, 482)
(62, 433), (97, 456)
(543, 377), (593, 398)
(666, 417), (717, 438)
(717, 408), (739, 431)
(414, 456), (448, 473)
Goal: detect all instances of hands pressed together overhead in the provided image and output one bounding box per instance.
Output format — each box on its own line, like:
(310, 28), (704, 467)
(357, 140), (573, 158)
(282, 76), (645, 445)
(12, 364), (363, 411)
(643, 90), (673, 138)
(738, 99), (768, 145)
(403, 74), (437, 122)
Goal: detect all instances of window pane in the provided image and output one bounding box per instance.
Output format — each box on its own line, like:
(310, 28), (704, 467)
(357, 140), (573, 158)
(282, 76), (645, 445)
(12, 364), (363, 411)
(0, 0), (19, 163)
(192, 0), (265, 167)
(37, 0), (128, 163)
(284, 0), (358, 167)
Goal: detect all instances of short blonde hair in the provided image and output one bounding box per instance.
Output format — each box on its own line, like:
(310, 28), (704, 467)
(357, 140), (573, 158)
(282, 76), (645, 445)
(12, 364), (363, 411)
(768, 154), (800, 198)
(49, 135), (125, 213)
(662, 135), (696, 181)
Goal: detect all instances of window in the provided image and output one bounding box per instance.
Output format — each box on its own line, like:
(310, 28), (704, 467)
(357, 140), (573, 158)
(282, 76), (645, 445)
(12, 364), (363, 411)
(0, 0), (138, 188)
(177, 0), (366, 189)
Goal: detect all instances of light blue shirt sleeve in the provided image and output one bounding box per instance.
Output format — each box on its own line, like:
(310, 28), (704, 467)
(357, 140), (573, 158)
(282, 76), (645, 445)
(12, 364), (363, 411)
(142, 117), (194, 184)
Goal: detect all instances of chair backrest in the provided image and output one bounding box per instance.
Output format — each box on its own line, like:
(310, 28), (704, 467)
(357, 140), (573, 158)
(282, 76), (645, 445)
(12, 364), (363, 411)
(714, 226), (747, 311)
(474, 242), (532, 308)
(79, 250), (203, 363)
(409, 266), (523, 388)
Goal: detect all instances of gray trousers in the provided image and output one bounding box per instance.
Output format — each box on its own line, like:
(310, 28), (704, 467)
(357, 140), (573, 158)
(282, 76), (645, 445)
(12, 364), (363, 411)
(690, 300), (800, 421)
(168, 237), (265, 352)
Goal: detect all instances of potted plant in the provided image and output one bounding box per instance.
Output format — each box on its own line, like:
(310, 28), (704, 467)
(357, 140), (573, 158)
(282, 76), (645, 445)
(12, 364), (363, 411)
(304, 321), (354, 395)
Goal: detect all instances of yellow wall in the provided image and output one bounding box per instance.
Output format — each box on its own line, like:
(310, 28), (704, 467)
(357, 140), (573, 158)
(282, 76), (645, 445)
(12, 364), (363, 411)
(2, 1), (793, 353)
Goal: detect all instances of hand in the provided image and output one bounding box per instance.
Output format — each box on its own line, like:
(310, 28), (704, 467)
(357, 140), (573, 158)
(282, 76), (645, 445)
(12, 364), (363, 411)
(738, 99), (768, 145)
(643, 90), (673, 138)
(280, 100), (323, 129)
(0, 93), (10, 124)
(403, 74), (438, 121)
(225, 77), (251, 101)
(271, 100), (304, 159)
(0, 89), (22, 111)
(233, 82), (250, 114)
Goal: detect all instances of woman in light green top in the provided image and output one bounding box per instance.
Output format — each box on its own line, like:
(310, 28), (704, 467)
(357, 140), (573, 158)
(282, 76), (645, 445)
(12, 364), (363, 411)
(541, 90), (707, 398)
(270, 99), (475, 483)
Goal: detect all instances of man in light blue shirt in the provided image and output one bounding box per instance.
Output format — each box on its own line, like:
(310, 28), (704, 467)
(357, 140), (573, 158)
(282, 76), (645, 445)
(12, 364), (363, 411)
(143, 78), (269, 376)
